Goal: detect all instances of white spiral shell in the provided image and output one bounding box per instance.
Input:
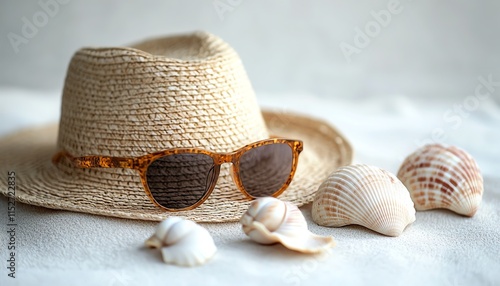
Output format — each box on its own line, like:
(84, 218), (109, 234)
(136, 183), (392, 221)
(240, 197), (335, 253)
(145, 217), (217, 267)
(312, 164), (416, 237)
(397, 144), (483, 217)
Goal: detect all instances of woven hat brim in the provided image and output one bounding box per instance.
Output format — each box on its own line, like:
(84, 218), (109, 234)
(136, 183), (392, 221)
(0, 110), (352, 222)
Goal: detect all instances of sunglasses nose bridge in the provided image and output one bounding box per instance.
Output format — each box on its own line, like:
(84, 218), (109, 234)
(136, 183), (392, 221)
(212, 153), (234, 165)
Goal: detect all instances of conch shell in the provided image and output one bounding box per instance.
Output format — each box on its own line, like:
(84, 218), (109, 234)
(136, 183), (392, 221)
(397, 144), (483, 217)
(145, 217), (217, 267)
(240, 197), (335, 253)
(312, 164), (416, 237)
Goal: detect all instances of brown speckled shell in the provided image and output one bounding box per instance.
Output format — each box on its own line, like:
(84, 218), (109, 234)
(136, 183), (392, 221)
(397, 144), (483, 217)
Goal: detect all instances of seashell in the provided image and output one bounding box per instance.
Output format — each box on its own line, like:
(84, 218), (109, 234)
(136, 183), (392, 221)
(240, 197), (335, 253)
(397, 144), (483, 217)
(312, 164), (416, 237)
(145, 217), (217, 267)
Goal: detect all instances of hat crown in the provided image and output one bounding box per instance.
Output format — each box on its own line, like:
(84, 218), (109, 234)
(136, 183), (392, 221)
(57, 32), (268, 157)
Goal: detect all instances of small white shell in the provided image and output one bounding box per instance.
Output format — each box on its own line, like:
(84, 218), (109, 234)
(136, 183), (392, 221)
(240, 197), (335, 253)
(312, 164), (416, 237)
(397, 144), (483, 217)
(145, 217), (216, 267)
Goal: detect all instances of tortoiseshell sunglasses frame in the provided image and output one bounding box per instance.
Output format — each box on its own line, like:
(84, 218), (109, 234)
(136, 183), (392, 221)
(52, 138), (303, 211)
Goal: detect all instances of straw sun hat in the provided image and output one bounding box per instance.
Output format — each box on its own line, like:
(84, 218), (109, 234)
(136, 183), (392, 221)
(0, 32), (352, 222)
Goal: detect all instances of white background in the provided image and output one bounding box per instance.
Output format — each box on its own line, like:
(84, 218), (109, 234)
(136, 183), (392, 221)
(1, 0), (499, 101)
(1, 1), (499, 286)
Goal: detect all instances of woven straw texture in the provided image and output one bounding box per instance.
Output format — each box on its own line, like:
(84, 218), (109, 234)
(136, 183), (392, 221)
(0, 32), (353, 222)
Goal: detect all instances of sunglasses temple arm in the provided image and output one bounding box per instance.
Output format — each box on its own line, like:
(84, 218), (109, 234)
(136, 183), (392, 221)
(52, 151), (135, 169)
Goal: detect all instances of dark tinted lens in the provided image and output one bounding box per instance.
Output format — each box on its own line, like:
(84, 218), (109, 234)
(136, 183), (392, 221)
(239, 143), (293, 197)
(146, 154), (216, 210)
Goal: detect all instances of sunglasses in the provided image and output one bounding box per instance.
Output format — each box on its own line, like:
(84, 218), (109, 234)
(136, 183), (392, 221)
(52, 138), (303, 211)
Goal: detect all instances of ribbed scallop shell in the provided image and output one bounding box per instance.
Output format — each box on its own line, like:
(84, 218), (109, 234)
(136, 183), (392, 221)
(312, 164), (416, 237)
(397, 144), (483, 217)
